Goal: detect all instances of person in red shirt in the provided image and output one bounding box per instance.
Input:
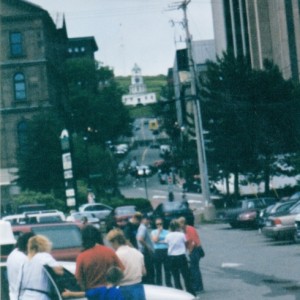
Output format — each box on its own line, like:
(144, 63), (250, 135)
(178, 217), (204, 295)
(75, 225), (124, 290)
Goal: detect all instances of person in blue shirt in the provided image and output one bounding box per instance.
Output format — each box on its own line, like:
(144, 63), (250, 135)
(62, 266), (124, 300)
(151, 218), (172, 287)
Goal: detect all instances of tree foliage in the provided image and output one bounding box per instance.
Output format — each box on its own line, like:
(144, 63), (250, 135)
(201, 52), (300, 196)
(17, 110), (64, 194)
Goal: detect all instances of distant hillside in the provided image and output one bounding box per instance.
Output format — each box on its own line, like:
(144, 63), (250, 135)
(115, 75), (167, 98)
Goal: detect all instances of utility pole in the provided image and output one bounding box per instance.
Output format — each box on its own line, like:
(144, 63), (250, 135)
(177, 0), (215, 218)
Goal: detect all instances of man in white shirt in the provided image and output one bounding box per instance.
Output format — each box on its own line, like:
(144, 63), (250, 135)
(7, 232), (35, 300)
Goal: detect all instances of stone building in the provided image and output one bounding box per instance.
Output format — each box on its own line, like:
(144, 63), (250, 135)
(122, 64), (156, 106)
(0, 0), (98, 207)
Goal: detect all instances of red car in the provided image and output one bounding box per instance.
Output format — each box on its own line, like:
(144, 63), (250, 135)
(12, 222), (83, 261)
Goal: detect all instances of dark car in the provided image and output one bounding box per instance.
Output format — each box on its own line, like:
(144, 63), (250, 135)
(104, 205), (138, 232)
(183, 180), (201, 193)
(12, 222), (82, 261)
(152, 201), (194, 228)
(257, 199), (298, 229)
(223, 197), (277, 228)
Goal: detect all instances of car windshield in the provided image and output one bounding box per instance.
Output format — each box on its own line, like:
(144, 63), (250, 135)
(115, 206), (136, 216)
(32, 225), (82, 249)
(163, 202), (188, 212)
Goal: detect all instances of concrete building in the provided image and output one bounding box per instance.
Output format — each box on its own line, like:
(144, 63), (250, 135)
(211, 0), (300, 82)
(122, 64), (156, 106)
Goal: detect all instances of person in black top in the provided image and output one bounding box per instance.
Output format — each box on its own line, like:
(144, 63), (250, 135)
(123, 212), (142, 249)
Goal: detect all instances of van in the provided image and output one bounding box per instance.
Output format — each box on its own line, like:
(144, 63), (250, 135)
(3, 210), (66, 225)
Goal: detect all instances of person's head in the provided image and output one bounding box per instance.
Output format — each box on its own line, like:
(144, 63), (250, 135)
(169, 219), (180, 232)
(81, 225), (103, 250)
(155, 218), (164, 229)
(106, 266), (124, 286)
(17, 232), (35, 253)
(27, 235), (52, 255)
(131, 212), (143, 224)
(177, 217), (187, 230)
(106, 229), (127, 250)
(141, 214), (151, 226)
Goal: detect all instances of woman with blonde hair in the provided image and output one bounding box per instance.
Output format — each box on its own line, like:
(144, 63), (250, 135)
(18, 235), (63, 300)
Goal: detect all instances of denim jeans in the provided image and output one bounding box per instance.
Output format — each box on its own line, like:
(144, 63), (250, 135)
(153, 248), (172, 286)
(189, 247), (204, 293)
(119, 283), (146, 300)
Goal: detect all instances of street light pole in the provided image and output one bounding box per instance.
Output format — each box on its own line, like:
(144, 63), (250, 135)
(178, 1), (215, 220)
(143, 168), (149, 200)
(83, 136), (91, 189)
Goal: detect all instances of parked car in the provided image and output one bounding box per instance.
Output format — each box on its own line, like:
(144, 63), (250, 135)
(11, 222), (82, 261)
(257, 199), (298, 229)
(2, 210), (66, 225)
(152, 201), (194, 228)
(1, 261), (196, 300)
(78, 203), (112, 220)
(104, 205), (138, 232)
(262, 200), (300, 240)
(223, 197), (277, 228)
(66, 211), (100, 228)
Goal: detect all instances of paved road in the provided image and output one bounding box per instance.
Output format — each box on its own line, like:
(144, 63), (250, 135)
(197, 223), (300, 300)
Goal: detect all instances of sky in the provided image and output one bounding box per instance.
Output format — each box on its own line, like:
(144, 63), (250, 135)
(30, 0), (214, 76)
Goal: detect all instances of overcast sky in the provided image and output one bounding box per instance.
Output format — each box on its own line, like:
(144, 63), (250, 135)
(30, 0), (214, 76)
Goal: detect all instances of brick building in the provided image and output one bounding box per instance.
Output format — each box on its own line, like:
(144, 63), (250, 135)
(0, 0), (98, 207)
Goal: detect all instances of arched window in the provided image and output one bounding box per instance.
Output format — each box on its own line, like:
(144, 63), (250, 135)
(17, 120), (28, 155)
(14, 73), (26, 101)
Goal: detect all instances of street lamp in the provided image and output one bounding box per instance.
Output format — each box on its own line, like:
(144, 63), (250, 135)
(83, 136), (91, 189)
(143, 168), (149, 200)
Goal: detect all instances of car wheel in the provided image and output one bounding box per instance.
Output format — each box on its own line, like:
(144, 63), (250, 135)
(229, 221), (238, 228)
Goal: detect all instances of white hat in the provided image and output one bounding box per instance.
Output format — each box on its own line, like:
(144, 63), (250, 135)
(0, 220), (16, 245)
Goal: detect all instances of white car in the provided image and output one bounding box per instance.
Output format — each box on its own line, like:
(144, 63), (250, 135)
(58, 262), (196, 300)
(2, 210), (65, 225)
(136, 165), (152, 177)
(78, 203), (112, 220)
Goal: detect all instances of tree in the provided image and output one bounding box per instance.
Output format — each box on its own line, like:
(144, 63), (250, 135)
(201, 52), (300, 197)
(17, 110), (64, 195)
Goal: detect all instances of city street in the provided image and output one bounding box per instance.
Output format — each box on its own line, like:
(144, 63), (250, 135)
(195, 223), (300, 300)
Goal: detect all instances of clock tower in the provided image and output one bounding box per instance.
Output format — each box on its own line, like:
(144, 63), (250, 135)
(129, 63), (146, 94)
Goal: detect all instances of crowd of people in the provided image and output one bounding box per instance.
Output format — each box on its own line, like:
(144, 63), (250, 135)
(6, 213), (205, 300)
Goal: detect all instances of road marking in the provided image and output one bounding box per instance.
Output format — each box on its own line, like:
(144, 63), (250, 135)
(221, 263), (243, 268)
(141, 148), (148, 162)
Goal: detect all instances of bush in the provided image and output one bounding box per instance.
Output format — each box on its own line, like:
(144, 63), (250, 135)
(12, 190), (65, 213)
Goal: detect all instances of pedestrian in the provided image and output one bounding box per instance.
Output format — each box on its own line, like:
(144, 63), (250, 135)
(17, 235), (64, 300)
(178, 217), (204, 295)
(7, 232), (35, 300)
(150, 218), (172, 286)
(165, 219), (192, 293)
(136, 214), (155, 284)
(75, 225), (124, 291)
(123, 212), (142, 248)
(62, 266), (125, 300)
(106, 229), (146, 300)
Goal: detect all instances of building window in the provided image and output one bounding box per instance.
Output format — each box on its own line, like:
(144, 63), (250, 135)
(68, 48), (73, 53)
(14, 73), (26, 101)
(81, 47), (86, 52)
(17, 120), (28, 155)
(10, 32), (23, 56)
